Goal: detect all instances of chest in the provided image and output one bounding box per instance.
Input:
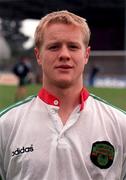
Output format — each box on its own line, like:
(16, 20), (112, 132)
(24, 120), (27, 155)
(5, 109), (122, 180)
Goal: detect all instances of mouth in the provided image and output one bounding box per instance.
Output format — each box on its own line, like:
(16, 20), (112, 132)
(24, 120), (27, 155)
(55, 65), (73, 70)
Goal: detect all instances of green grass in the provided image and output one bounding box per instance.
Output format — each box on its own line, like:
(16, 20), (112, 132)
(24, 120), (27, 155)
(0, 84), (41, 111)
(0, 84), (126, 111)
(88, 87), (126, 111)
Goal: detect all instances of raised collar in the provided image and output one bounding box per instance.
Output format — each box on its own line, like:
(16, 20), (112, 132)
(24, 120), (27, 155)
(38, 87), (89, 111)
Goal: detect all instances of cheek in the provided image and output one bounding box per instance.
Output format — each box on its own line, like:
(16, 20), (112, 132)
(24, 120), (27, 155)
(41, 55), (52, 72)
(79, 62), (85, 72)
(74, 60), (84, 75)
(76, 57), (86, 72)
(75, 54), (86, 67)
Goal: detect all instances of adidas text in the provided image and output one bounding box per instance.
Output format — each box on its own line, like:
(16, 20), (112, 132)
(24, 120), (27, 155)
(12, 144), (34, 156)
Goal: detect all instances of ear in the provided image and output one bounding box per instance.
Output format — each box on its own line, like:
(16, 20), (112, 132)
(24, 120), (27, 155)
(84, 46), (91, 64)
(34, 47), (42, 65)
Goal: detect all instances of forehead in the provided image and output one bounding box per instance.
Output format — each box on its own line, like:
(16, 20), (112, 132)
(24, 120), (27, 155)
(43, 23), (83, 42)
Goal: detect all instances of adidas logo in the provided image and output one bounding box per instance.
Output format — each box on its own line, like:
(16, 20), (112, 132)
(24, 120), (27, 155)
(12, 144), (34, 156)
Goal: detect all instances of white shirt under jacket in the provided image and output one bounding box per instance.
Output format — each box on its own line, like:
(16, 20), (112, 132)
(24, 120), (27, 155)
(0, 88), (126, 180)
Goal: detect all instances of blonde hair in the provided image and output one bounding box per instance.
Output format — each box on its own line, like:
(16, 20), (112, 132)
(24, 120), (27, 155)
(34, 10), (91, 50)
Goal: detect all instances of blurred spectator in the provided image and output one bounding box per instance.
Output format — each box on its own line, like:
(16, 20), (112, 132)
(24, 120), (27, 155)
(12, 56), (32, 101)
(88, 65), (100, 86)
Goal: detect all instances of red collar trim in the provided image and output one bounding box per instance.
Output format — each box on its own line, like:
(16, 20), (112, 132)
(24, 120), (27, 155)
(38, 87), (89, 110)
(80, 87), (89, 111)
(38, 88), (60, 106)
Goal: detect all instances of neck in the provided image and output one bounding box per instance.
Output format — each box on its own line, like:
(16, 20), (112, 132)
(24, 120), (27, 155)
(43, 80), (83, 102)
(43, 82), (83, 124)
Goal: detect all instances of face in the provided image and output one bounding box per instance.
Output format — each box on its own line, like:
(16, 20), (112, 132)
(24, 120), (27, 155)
(35, 23), (90, 89)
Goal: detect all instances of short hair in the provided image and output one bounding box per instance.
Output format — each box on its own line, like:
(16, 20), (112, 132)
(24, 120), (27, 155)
(34, 10), (91, 50)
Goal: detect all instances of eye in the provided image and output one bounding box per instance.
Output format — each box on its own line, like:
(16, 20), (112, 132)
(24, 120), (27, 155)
(69, 44), (80, 50)
(49, 46), (57, 50)
(48, 43), (60, 51)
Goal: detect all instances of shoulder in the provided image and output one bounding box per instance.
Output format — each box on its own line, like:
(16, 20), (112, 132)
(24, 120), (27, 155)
(0, 95), (37, 140)
(0, 95), (36, 119)
(87, 93), (126, 139)
(86, 93), (126, 130)
(88, 94), (126, 157)
(89, 93), (126, 116)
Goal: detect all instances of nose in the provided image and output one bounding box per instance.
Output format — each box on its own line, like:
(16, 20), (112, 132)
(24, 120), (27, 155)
(58, 45), (70, 61)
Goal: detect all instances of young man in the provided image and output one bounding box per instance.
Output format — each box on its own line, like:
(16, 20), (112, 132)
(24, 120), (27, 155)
(0, 10), (126, 180)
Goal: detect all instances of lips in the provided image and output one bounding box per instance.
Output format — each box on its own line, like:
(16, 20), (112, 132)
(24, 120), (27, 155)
(55, 65), (73, 69)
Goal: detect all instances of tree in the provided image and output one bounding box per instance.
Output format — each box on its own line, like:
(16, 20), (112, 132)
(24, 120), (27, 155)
(1, 18), (29, 56)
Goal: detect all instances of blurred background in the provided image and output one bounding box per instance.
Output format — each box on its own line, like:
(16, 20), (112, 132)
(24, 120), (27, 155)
(0, 0), (125, 111)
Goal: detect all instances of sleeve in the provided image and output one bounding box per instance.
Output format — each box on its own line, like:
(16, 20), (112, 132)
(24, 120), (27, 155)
(119, 112), (126, 179)
(121, 152), (126, 180)
(0, 118), (5, 180)
(0, 108), (17, 180)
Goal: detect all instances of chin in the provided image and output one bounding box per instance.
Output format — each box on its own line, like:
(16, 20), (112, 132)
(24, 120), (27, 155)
(55, 79), (73, 89)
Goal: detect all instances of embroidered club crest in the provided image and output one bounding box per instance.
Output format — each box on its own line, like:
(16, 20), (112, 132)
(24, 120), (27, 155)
(90, 141), (115, 169)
